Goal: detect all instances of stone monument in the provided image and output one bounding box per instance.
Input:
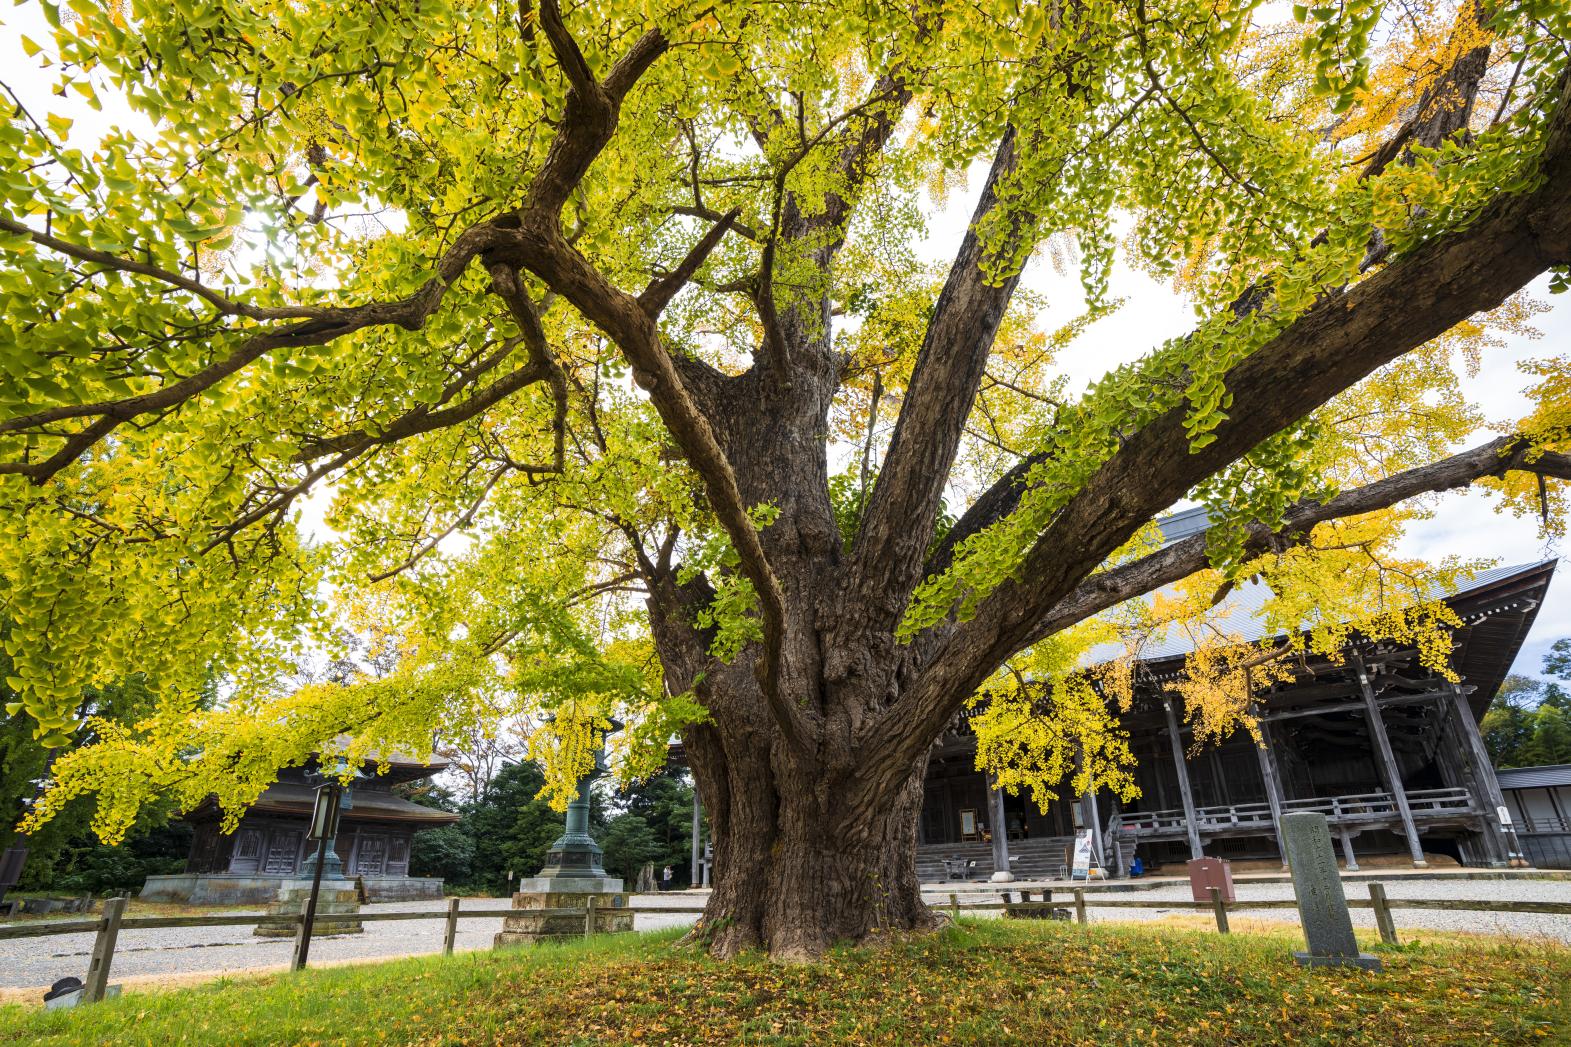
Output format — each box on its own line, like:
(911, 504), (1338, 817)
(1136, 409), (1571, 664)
(1281, 811), (1380, 971)
(495, 724), (633, 947)
(253, 878), (364, 937)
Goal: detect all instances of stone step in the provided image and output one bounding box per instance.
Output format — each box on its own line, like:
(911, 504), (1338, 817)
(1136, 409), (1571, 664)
(917, 837), (1077, 881)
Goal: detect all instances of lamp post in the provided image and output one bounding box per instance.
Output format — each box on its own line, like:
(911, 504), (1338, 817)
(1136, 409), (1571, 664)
(494, 718), (634, 947)
(293, 779), (341, 971)
(300, 757), (359, 881)
(292, 755), (364, 969)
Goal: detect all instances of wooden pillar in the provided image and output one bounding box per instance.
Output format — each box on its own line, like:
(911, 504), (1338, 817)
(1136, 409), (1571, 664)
(1073, 743), (1108, 873)
(1249, 687), (1289, 868)
(1250, 672), (1288, 867)
(443, 897), (460, 955)
(1548, 786), (1569, 831)
(1338, 829), (1359, 871)
(689, 788), (703, 889)
(986, 774), (1014, 881)
(1351, 650), (1427, 867)
(1369, 883), (1399, 945)
(1448, 682), (1520, 866)
(1079, 786), (1106, 870)
(1434, 692), (1502, 866)
(1209, 887), (1230, 934)
(941, 776), (956, 842)
(1151, 744), (1173, 811)
(1205, 748), (1226, 810)
(1162, 697), (1205, 860)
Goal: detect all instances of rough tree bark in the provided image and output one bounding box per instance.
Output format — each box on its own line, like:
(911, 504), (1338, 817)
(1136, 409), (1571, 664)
(488, 3), (1571, 954)
(620, 52), (1571, 959)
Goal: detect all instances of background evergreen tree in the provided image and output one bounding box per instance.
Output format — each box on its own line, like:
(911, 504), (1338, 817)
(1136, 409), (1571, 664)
(1, 650), (195, 892)
(1483, 644), (1571, 769)
(1482, 675), (1544, 769)
(599, 771), (696, 884)
(1522, 706), (1571, 767)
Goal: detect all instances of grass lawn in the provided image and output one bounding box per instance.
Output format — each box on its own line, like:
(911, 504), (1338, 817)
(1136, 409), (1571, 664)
(0, 919), (1565, 1046)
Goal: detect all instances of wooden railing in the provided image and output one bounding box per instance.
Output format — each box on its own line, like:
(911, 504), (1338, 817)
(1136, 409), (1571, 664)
(1113, 788), (1477, 838)
(947, 884), (1571, 948)
(0, 898), (717, 1004)
(3, 881), (1567, 1005)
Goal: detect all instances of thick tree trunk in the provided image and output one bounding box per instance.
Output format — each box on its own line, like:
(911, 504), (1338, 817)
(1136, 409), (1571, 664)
(685, 716), (937, 960)
(640, 63), (1571, 959)
(649, 310), (950, 958)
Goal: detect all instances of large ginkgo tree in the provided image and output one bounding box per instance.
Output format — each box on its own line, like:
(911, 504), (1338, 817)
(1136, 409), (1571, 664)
(3, 0), (1571, 959)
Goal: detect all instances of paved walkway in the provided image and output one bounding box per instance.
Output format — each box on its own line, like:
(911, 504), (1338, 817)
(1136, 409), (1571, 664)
(0, 875), (1565, 1002)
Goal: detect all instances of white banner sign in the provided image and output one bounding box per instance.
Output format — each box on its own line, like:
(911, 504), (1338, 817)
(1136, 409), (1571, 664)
(1070, 830), (1094, 880)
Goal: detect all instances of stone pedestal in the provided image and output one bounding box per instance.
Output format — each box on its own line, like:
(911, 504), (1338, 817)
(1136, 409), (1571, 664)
(1281, 812), (1380, 971)
(494, 726), (635, 948)
(253, 880), (364, 937)
(493, 875), (633, 947)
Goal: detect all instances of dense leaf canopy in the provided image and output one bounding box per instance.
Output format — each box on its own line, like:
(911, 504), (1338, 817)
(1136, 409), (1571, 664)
(2, 0), (1570, 859)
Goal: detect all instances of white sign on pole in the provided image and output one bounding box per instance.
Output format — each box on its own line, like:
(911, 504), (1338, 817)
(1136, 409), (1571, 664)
(1070, 830), (1094, 881)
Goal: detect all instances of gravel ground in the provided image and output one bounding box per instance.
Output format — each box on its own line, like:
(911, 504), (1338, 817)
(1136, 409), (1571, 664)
(1, 877), (1565, 997)
(0, 894), (707, 996)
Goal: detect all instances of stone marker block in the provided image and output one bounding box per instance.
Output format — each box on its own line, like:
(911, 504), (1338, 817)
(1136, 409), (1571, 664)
(1281, 811), (1381, 971)
(254, 880), (364, 937)
(494, 888), (633, 948)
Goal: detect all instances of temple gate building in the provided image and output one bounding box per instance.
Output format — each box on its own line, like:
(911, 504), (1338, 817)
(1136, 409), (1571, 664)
(141, 753), (458, 904)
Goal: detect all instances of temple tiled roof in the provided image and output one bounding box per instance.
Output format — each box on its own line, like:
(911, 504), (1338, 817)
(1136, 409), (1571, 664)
(1496, 764), (1571, 790)
(1086, 559), (1556, 665)
(247, 782), (459, 825)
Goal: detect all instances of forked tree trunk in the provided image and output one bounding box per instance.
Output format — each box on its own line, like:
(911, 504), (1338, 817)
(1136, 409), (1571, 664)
(625, 31), (1570, 964)
(684, 718), (937, 960)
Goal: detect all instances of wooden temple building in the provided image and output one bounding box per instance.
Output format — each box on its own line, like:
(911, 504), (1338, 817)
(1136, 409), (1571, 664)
(917, 508), (1561, 880)
(1498, 763), (1571, 869)
(140, 753), (459, 904)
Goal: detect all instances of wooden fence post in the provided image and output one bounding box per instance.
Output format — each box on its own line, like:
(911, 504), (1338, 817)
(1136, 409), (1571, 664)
(948, 893), (960, 921)
(584, 895), (597, 937)
(83, 896), (126, 1004)
(443, 897), (461, 955)
(1369, 883), (1399, 946)
(290, 910), (311, 972)
(1210, 887), (1230, 935)
(1073, 888), (1087, 925)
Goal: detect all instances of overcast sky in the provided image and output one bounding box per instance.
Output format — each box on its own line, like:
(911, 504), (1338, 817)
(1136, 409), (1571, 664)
(3, 7), (1565, 683)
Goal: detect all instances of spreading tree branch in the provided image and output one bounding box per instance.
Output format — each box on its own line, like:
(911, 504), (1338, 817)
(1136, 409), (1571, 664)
(845, 128), (1027, 622)
(860, 68), (1571, 793)
(483, 8), (813, 758)
(640, 209), (740, 316)
(0, 221), (512, 484)
(1023, 437), (1571, 648)
(921, 3), (1503, 569)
